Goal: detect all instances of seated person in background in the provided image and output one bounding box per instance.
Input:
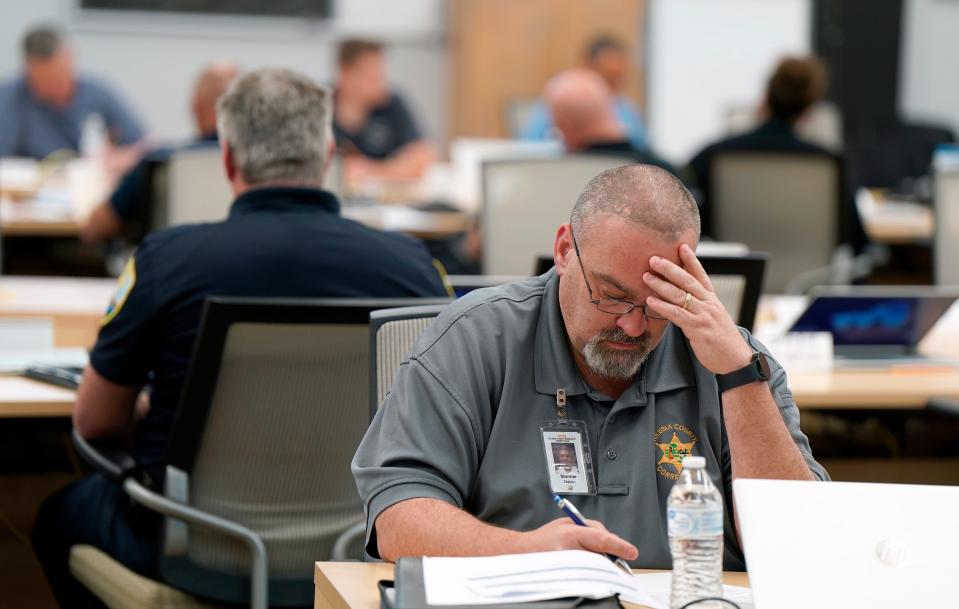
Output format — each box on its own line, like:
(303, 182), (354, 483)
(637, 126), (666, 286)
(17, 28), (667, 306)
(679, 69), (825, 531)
(353, 164), (828, 569)
(522, 35), (647, 151)
(685, 56), (830, 235)
(32, 68), (450, 609)
(0, 25), (144, 163)
(333, 38), (435, 184)
(81, 61), (239, 244)
(545, 68), (674, 173)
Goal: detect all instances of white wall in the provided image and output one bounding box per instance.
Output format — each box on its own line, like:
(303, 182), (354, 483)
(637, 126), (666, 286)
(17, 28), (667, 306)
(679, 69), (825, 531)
(0, 0), (447, 146)
(900, 0), (959, 137)
(645, 0), (811, 164)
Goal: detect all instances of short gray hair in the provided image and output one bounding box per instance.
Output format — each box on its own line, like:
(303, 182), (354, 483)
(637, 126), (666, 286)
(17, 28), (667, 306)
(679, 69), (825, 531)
(217, 68), (331, 188)
(23, 25), (64, 60)
(570, 164), (700, 242)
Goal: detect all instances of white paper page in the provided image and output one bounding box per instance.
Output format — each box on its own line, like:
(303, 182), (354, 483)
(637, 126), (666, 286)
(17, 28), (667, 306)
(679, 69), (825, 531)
(0, 318), (54, 351)
(631, 572), (753, 609)
(0, 348), (88, 373)
(422, 550), (657, 607)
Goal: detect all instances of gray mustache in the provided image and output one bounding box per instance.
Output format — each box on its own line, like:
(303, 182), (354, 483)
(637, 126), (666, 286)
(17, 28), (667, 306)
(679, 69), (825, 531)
(595, 328), (648, 346)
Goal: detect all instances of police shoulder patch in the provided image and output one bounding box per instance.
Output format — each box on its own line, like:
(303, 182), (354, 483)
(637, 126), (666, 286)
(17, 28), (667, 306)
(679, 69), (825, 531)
(101, 256), (137, 326)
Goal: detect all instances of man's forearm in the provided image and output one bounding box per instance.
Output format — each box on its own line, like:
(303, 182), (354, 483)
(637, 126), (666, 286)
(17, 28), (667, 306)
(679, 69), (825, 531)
(374, 497), (639, 563)
(375, 498), (524, 561)
(722, 382), (816, 481)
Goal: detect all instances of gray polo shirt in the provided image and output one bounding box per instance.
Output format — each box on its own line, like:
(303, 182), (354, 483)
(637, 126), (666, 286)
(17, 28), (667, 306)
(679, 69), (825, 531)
(0, 75), (144, 159)
(352, 271), (828, 570)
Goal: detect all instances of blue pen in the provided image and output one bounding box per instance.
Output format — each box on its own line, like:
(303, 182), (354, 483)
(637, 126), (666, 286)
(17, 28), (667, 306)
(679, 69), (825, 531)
(552, 494), (633, 575)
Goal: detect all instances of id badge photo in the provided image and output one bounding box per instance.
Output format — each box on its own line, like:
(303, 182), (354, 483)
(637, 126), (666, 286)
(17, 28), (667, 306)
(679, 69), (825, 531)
(539, 420), (596, 496)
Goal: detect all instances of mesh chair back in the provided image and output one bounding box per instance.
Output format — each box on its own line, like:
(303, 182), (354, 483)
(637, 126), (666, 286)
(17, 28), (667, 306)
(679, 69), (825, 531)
(935, 167), (959, 285)
(369, 304), (447, 418)
(481, 156), (633, 275)
(711, 151), (841, 293)
(166, 148), (233, 227)
(161, 298), (434, 604)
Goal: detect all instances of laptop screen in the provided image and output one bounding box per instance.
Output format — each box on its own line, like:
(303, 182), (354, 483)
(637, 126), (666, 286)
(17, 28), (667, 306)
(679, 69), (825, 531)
(789, 294), (956, 347)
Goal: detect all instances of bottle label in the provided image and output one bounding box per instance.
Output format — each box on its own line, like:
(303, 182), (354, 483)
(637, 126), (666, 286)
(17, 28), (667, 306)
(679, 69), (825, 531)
(667, 506), (723, 538)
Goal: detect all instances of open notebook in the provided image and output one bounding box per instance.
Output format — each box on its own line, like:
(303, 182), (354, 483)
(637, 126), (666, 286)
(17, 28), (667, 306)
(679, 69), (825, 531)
(420, 550), (752, 609)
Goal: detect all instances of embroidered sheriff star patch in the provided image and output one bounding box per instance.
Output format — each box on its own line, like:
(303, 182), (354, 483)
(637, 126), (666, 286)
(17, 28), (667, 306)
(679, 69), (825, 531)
(654, 423), (698, 480)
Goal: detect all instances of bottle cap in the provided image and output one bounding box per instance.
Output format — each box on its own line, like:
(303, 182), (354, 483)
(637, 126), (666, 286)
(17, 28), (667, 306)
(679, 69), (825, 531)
(682, 456), (705, 469)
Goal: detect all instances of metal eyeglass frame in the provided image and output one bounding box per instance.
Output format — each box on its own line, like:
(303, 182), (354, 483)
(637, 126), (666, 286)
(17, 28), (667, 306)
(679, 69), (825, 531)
(570, 228), (668, 320)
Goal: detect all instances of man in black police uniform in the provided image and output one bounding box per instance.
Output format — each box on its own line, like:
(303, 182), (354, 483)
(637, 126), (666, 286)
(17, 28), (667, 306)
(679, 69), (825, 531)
(32, 68), (449, 609)
(332, 38), (435, 184)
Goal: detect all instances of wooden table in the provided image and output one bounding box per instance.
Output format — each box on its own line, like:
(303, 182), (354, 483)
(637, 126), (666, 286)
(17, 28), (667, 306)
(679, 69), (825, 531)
(857, 188), (933, 245)
(757, 295), (959, 410)
(313, 562), (749, 609)
(0, 276), (108, 419)
(0, 276), (115, 348)
(0, 376), (75, 418)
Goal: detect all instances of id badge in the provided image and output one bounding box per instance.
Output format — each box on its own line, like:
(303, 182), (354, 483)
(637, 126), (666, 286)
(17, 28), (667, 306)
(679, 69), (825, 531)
(539, 420), (596, 496)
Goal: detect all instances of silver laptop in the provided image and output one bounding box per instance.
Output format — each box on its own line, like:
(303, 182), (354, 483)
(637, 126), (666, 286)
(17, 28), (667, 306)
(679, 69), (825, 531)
(788, 285), (959, 365)
(733, 479), (959, 609)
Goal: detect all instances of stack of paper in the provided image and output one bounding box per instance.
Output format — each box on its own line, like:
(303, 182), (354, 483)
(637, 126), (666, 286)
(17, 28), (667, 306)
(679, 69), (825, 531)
(422, 550), (753, 609)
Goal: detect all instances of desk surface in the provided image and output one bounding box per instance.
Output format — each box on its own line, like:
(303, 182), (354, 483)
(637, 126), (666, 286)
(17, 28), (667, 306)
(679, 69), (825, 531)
(0, 276), (114, 348)
(0, 376), (75, 418)
(857, 188), (933, 245)
(313, 562), (749, 609)
(757, 295), (959, 409)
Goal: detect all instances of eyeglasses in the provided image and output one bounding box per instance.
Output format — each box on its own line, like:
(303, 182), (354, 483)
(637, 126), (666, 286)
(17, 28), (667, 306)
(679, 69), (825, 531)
(571, 229), (668, 320)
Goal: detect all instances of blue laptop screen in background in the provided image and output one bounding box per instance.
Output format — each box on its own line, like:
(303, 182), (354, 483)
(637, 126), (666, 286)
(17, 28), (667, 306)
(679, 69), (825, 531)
(790, 296), (955, 347)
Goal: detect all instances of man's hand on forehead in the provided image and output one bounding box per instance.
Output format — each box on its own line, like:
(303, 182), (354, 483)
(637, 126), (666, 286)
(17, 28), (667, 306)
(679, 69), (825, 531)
(641, 243), (753, 375)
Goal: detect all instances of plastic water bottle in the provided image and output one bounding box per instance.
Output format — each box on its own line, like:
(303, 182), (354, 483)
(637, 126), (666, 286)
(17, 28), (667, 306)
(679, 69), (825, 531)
(80, 113), (107, 158)
(667, 456), (723, 609)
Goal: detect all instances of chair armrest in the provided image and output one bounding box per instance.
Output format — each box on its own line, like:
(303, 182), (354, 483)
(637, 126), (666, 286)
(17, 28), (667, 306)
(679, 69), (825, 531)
(121, 478), (268, 609)
(928, 398), (959, 418)
(331, 521), (366, 561)
(70, 428), (138, 482)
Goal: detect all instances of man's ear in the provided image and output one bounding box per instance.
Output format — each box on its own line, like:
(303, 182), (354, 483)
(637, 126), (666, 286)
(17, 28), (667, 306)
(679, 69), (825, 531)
(553, 223), (574, 276)
(222, 143), (236, 182)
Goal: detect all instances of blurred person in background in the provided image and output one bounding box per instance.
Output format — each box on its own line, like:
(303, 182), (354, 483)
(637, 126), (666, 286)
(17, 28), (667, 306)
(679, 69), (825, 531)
(332, 38), (435, 184)
(522, 34), (647, 151)
(545, 68), (673, 173)
(685, 56), (831, 236)
(81, 61), (240, 244)
(0, 24), (144, 164)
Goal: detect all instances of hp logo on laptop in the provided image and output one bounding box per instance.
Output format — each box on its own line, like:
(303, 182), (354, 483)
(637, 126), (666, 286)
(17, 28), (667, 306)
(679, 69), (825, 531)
(875, 538), (913, 568)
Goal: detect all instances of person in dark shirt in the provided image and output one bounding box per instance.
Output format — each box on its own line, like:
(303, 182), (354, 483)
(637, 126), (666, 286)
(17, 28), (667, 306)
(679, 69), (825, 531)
(0, 25), (144, 162)
(81, 61), (239, 244)
(544, 68), (675, 174)
(32, 68), (450, 609)
(332, 38), (435, 184)
(685, 57), (833, 236)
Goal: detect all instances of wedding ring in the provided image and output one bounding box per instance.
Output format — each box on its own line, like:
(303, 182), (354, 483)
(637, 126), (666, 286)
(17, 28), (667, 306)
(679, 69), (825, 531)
(682, 291), (692, 310)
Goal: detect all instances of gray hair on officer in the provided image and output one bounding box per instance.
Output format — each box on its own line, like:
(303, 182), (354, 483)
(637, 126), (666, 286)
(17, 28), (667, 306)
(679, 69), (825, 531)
(217, 67), (334, 188)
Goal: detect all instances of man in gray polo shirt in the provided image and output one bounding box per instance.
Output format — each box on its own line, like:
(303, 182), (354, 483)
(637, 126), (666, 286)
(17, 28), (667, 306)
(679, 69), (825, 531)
(353, 164), (827, 569)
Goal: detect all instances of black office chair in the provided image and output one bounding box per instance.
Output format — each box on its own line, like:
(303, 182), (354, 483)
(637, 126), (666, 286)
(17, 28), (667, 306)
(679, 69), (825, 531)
(535, 253), (766, 331)
(70, 296), (447, 609)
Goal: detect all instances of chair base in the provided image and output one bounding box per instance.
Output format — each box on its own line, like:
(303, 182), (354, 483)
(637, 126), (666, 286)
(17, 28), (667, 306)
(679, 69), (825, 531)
(70, 545), (230, 609)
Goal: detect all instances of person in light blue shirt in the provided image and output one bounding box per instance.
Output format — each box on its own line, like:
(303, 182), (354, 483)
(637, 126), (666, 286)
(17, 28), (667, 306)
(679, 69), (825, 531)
(521, 35), (647, 151)
(0, 25), (145, 160)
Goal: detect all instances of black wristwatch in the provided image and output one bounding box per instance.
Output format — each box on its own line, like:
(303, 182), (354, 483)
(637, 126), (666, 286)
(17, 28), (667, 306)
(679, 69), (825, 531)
(716, 351), (771, 393)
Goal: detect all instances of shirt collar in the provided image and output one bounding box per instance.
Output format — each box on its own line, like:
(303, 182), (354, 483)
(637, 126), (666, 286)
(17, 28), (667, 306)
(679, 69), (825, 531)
(228, 186), (341, 218)
(754, 118), (795, 137)
(533, 270), (696, 397)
